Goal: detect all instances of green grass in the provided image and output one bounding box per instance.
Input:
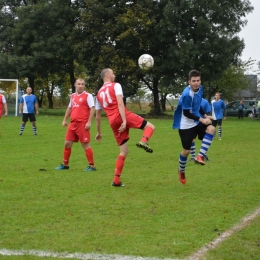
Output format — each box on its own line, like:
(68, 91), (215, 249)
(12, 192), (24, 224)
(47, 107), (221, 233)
(0, 116), (259, 260)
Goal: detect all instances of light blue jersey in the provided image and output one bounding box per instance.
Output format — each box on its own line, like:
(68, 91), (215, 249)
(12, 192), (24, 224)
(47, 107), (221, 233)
(200, 98), (211, 118)
(20, 94), (37, 113)
(173, 85), (204, 129)
(211, 99), (226, 120)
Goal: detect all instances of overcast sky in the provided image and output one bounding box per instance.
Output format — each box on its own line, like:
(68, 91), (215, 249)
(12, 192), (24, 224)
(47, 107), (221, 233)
(239, 0), (260, 73)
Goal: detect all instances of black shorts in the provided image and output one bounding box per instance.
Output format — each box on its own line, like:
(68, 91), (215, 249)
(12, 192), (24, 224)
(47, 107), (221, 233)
(22, 113), (36, 122)
(212, 119), (222, 127)
(178, 123), (208, 150)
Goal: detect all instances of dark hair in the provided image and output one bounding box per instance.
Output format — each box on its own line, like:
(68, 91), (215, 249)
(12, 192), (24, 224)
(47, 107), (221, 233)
(188, 69), (201, 80)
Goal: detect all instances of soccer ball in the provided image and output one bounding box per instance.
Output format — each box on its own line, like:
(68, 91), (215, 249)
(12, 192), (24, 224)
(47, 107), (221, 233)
(138, 54), (154, 70)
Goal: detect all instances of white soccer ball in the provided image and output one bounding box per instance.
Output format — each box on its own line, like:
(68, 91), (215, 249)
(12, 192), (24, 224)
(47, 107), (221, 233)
(138, 54), (154, 70)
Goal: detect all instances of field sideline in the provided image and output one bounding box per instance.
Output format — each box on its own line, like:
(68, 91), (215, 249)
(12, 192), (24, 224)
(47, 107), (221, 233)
(0, 115), (259, 260)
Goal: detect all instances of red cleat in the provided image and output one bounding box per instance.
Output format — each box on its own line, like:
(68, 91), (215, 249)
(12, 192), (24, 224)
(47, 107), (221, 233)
(194, 155), (205, 166)
(178, 169), (186, 185)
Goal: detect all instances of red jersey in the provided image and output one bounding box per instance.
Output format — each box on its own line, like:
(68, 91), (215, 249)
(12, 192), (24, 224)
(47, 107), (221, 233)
(0, 94), (6, 115)
(69, 91), (94, 122)
(96, 82), (127, 123)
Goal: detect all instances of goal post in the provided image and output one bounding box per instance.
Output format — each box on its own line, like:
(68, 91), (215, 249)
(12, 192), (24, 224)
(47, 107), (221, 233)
(0, 79), (19, 116)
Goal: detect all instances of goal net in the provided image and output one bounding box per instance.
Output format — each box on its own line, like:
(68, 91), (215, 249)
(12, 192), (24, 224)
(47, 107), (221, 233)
(0, 79), (20, 116)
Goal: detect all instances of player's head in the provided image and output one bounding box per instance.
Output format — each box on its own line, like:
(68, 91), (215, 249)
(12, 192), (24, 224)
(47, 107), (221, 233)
(188, 69), (201, 80)
(188, 69), (201, 92)
(215, 92), (221, 100)
(26, 87), (32, 94)
(101, 68), (115, 82)
(74, 78), (85, 93)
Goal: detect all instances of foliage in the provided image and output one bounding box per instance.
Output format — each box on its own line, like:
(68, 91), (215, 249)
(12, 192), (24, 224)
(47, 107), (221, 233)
(0, 0), (255, 114)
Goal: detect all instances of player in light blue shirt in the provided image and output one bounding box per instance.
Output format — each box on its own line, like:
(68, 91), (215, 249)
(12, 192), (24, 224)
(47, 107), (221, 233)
(173, 70), (215, 185)
(211, 92), (226, 140)
(19, 87), (39, 135)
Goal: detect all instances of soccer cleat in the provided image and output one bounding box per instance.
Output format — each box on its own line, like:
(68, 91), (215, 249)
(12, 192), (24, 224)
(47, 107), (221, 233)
(111, 182), (125, 187)
(136, 141), (153, 153)
(19, 133), (22, 136)
(55, 164), (69, 170)
(204, 155), (209, 161)
(194, 155), (205, 166)
(84, 165), (96, 172)
(178, 169), (186, 185)
(189, 158), (195, 162)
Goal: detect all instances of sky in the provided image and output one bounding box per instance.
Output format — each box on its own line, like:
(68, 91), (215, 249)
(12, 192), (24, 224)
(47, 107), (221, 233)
(238, 0), (260, 74)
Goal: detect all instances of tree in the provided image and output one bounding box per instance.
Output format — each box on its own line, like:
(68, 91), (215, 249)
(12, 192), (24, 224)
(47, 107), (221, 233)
(76, 0), (253, 115)
(0, 0), (81, 96)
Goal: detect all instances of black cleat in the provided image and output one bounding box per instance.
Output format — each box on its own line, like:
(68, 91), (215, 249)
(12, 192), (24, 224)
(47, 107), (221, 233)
(111, 182), (125, 187)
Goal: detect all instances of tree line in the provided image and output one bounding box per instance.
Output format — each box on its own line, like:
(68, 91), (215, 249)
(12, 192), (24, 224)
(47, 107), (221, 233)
(0, 0), (255, 114)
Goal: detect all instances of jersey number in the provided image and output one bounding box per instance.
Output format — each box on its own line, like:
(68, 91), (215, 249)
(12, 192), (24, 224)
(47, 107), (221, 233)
(99, 88), (112, 108)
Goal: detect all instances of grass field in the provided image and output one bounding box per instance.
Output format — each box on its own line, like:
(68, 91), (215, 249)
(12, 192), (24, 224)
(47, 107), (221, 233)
(0, 114), (259, 260)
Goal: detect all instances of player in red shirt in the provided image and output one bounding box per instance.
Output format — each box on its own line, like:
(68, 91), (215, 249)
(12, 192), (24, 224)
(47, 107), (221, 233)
(95, 68), (155, 186)
(0, 94), (8, 137)
(55, 78), (96, 171)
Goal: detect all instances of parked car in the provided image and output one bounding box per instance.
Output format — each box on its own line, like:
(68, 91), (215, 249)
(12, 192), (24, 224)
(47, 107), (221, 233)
(226, 100), (258, 117)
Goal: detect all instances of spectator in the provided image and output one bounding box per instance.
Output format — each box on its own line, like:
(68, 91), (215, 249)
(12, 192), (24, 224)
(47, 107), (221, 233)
(238, 100), (244, 119)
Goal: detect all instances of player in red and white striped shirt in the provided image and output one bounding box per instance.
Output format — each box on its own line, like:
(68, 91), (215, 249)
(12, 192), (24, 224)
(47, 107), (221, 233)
(55, 78), (96, 171)
(95, 68), (155, 187)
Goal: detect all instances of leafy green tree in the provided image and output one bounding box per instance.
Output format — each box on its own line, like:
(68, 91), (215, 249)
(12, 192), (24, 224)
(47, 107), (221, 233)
(77, 0), (253, 115)
(0, 0), (81, 98)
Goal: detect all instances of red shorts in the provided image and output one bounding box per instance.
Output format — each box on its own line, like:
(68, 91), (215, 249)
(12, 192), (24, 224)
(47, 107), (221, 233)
(110, 111), (145, 146)
(66, 121), (90, 143)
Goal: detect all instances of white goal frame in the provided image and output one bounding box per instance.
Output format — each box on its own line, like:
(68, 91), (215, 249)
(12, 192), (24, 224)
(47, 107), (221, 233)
(0, 79), (19, 116)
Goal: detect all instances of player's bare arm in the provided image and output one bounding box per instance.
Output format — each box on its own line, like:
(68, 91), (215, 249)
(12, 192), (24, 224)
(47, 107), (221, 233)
(35, 103), (39, 114)
(19, 103), (23, 114)
(116, 94), (126, 132)
(95, 109), (102, 142)
(4, 103), (8, 116)
(85, 106), (95, 130)
(62, 107), (72, 127)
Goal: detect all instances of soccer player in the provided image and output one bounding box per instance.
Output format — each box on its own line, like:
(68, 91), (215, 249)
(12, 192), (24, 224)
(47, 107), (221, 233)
(55, 78), (96, 172)
(173, 69), (215, 185)
(190, 98), (212, 161)
(0, 93), (8, 136)
(19, 87), (39, 135)
(211, 92), (226, 140)
(95, 68), (155, 187)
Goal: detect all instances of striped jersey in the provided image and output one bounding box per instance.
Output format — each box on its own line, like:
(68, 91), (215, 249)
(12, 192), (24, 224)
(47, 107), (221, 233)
(173, 85), (204, 129)
(20, 94), (37, 113)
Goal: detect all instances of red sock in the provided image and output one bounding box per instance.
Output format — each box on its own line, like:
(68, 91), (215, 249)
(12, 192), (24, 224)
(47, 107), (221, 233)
(63, 147), (71, 166)
(113, 155), (125, 184)
(85, 147), (94, 166)
(141, 126), (154, 143)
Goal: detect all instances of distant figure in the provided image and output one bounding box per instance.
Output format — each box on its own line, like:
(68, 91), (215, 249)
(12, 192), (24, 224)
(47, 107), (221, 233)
(0, 93), (8, 137)
(238, 100), (244, 119)
(19, 87), (38, 136)
(211, 92), (226, 140)
(252, 105), (256, 120)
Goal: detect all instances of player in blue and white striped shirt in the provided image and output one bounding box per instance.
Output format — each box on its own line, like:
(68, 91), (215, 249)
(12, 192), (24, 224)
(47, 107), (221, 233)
(211, 92), (226, 140)
(19, 87), (39, 136)
(173, 70), (215, 185)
